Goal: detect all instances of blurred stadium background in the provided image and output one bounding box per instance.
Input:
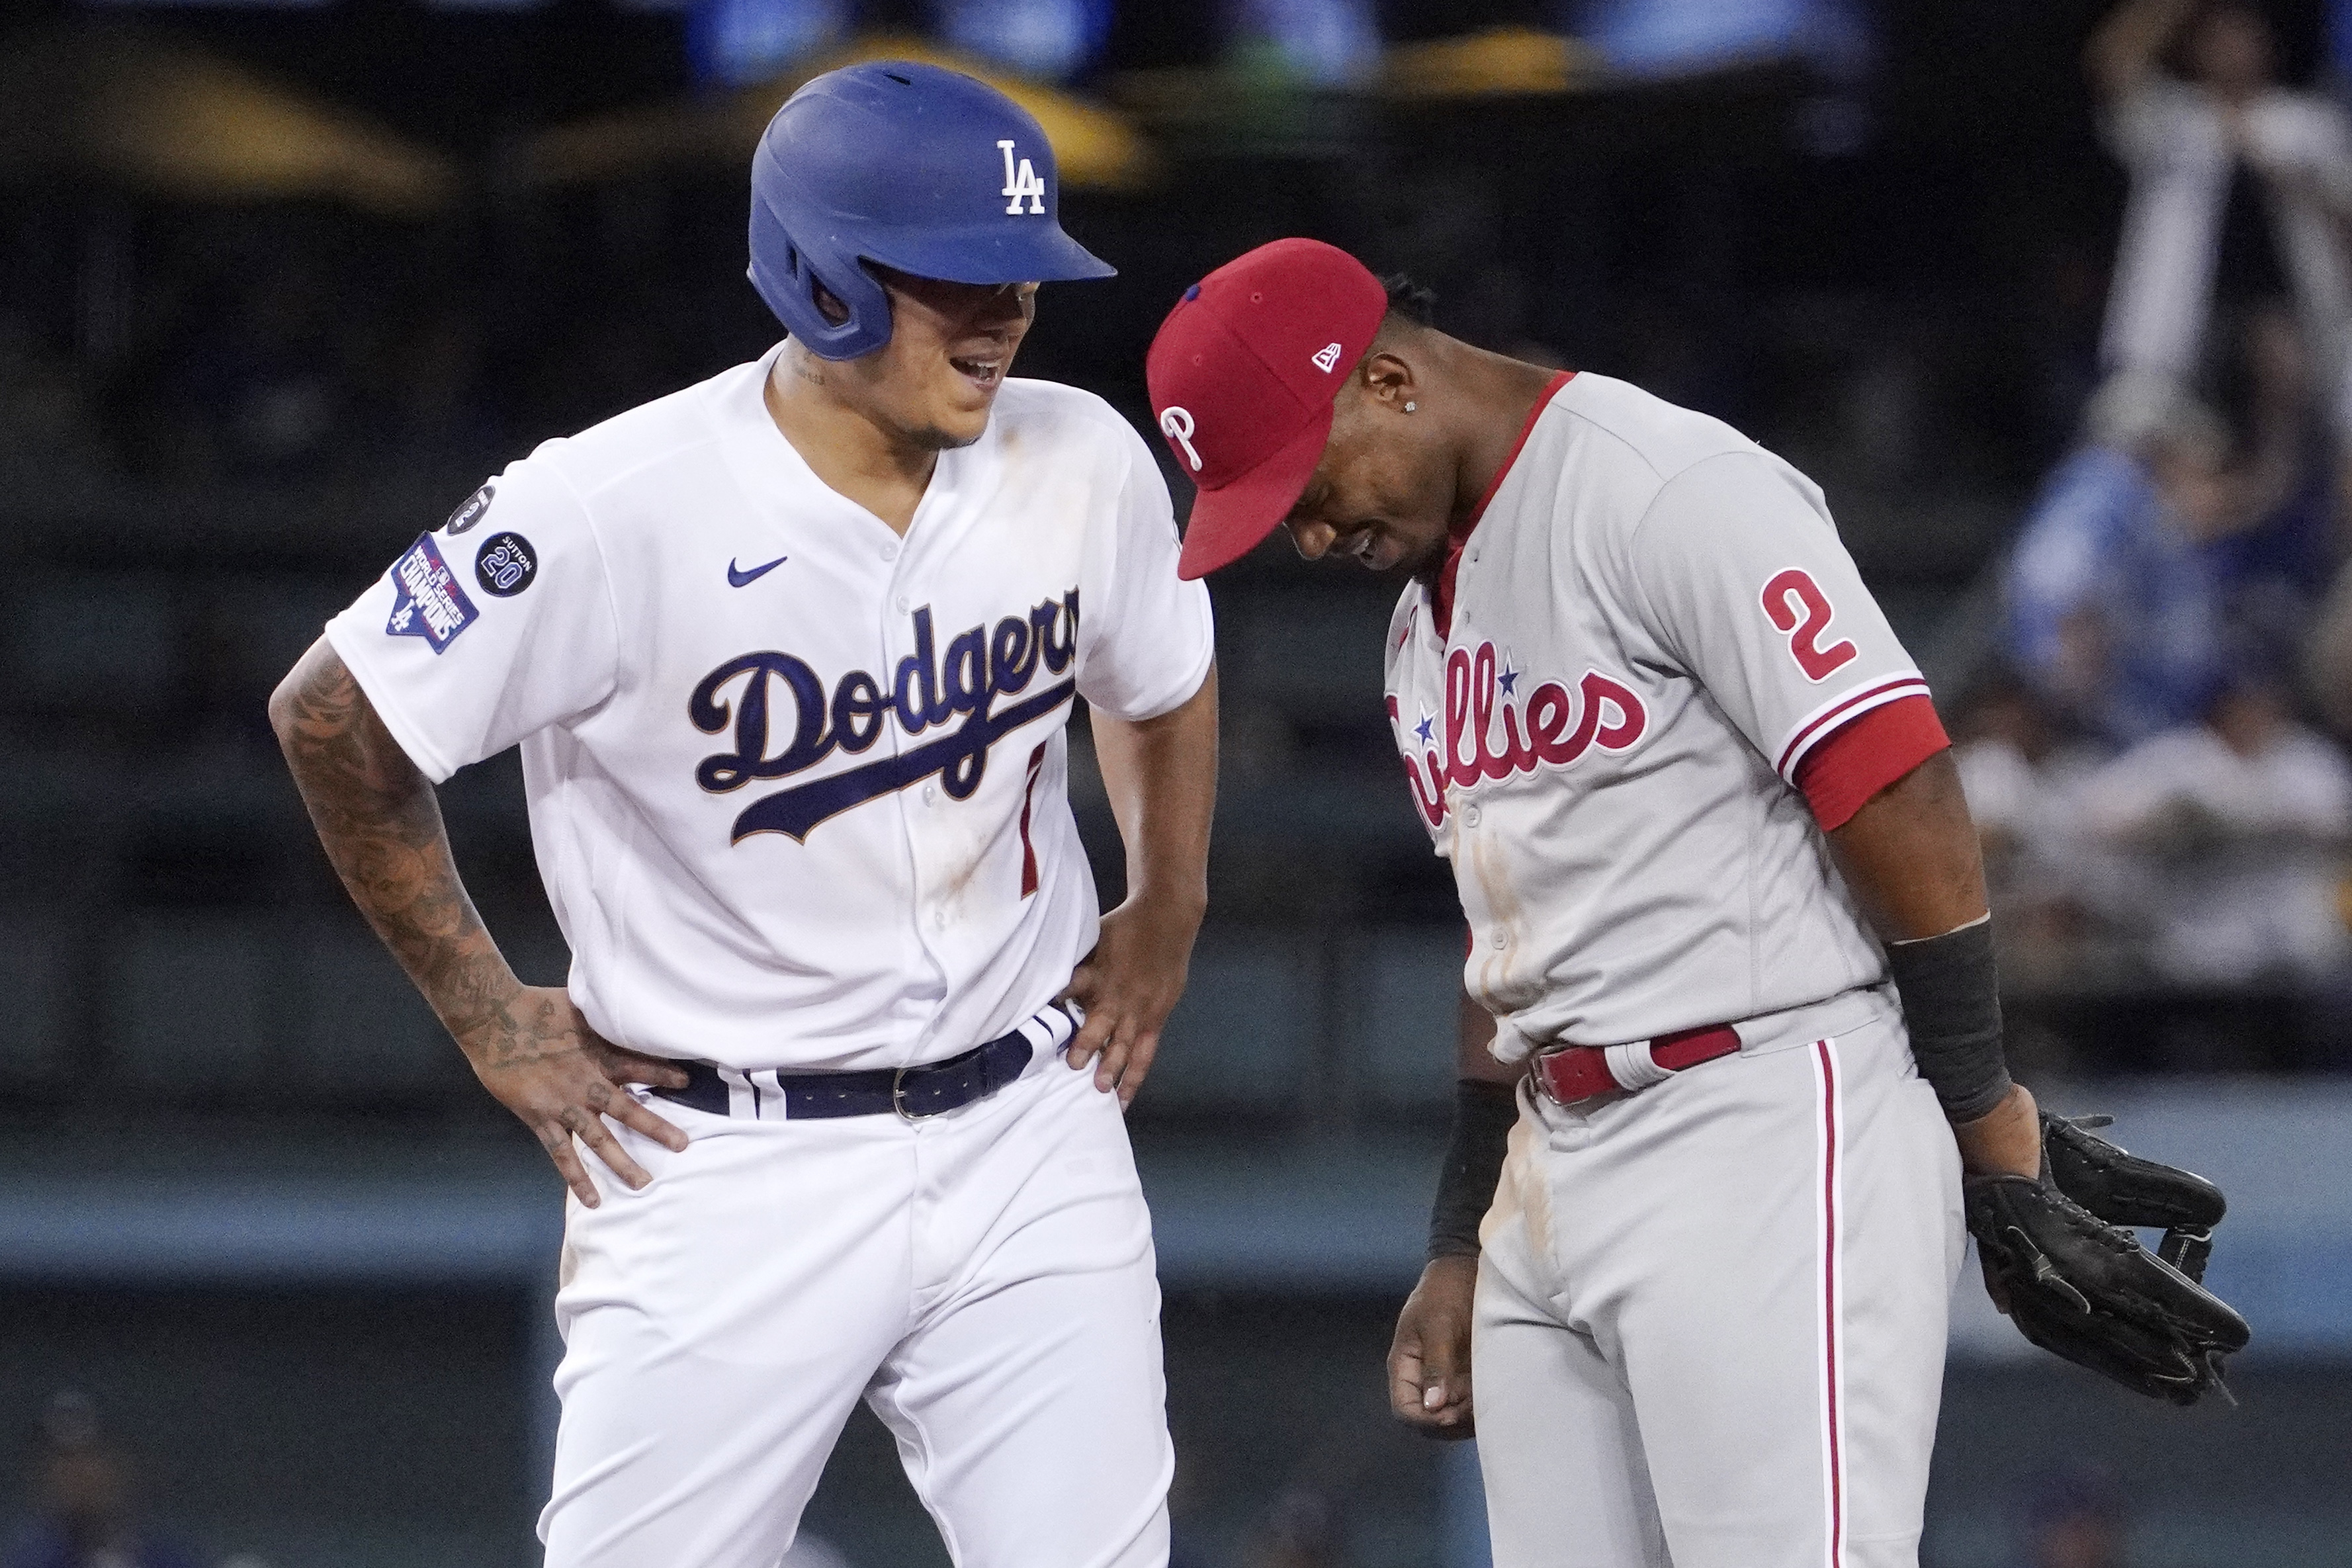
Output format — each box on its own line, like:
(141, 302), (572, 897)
(1, 0), (2350, 1563)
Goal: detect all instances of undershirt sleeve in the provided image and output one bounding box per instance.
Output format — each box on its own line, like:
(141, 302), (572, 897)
(1792, 693), (1951, 831)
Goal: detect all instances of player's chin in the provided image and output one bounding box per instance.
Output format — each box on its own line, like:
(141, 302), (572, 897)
(921, 383), (1001, 446)
(907, 402), (993, 450)
(1387, 535), (1448, 579)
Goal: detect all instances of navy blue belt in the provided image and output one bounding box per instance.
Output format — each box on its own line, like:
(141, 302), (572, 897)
(652, 1008), (1067, 1122)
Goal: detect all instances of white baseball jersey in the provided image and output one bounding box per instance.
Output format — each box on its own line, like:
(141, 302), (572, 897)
(326, 345), (1214, 1072)
(1384, 372), (1933, 1060)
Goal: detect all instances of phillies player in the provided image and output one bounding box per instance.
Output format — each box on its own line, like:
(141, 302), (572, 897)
(270, 65), (1215, 1567)
(1149, 240), (2040, 1568)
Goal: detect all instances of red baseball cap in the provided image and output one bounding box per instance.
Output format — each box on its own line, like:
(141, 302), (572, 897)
(1147, 239), (1391, 579)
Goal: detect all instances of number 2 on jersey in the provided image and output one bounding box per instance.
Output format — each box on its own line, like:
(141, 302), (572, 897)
(1760, 568), (1857, 682)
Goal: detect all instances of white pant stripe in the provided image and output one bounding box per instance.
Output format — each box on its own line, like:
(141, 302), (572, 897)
(1811, 1037), (1849, 1568)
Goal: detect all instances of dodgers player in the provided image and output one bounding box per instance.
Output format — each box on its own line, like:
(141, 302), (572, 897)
(269, 66), (1217, 1567)
(1147, 241), (2041, 1568)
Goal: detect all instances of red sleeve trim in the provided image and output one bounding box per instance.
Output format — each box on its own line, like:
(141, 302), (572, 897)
(1774, 674), (1929, 777)
(1794, 693), (1950, 830)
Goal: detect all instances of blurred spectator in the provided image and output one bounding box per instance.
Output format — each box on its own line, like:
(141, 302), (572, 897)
(936, 0), (1115, 81)
(1, 1393), (200, 1568)
(688, 0), (848, 89)
(2197, 302), (2339, 670)
(2302, 547), (2352, 729)
(1228, 0), (1381, 85)
(2076, 674), (2352, 986)
(2003, 372), (2230, 746)
(2087, 1), (2352, 439)
(2016, 1463), (2129, 1568)
(1571, 0), (1874, 85)
(1950, 671), (2107, 986)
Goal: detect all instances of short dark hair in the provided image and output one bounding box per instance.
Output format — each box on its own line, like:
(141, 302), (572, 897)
(1381, 274), (1438, 327)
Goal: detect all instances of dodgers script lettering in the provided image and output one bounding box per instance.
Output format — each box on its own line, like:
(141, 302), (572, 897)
(691, 590), (1080, 843)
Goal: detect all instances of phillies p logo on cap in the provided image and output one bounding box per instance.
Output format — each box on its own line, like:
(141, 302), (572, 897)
(1159, 406), (1203, 472)
(1146, 239), (1391, 579)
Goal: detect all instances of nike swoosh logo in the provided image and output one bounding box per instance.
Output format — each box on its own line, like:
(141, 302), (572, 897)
(728, 554), (788, 588)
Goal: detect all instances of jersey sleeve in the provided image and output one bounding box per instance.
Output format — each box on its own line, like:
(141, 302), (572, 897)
(322, 453), (621, 783)
(1624, 450), (1941, 807)
(1073, 427), (1217, 722)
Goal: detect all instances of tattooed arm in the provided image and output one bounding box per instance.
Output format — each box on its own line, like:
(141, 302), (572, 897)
(269, 636), (687, 1204)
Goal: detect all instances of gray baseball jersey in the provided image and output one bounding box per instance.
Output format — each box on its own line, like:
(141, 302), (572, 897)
(1383, 371), (1936, 1061)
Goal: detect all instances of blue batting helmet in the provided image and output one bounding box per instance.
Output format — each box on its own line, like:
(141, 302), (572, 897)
(748, 61), (1115, 360)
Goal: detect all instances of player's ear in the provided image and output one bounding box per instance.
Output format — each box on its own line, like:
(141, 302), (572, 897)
(1358, 351), (1415, 411)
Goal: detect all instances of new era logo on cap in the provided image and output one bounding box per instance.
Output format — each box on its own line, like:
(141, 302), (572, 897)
(1146, 239), (1391, 579)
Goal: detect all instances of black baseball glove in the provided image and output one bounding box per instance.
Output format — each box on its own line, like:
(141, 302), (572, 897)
(1964, 1111), (2249, 1406)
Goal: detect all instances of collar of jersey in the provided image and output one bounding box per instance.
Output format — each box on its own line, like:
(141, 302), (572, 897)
(712, 341), (1003, 550)
(1431, 369), (1576, 640)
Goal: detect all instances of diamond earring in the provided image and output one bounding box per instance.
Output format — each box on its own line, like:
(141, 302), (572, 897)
(1404, 401), (1417, 412)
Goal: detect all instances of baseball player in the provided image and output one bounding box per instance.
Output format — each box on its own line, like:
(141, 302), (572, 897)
(269, 65), (1216, 1568)
(1145, 240), (2042, 1568)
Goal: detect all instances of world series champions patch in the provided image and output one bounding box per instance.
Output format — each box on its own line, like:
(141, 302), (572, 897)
(385, 534), (479, 653)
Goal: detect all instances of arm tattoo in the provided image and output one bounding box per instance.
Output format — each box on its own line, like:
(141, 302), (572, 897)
(270, 642), (546, 1067)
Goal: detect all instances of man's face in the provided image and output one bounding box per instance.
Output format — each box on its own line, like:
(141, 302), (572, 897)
(830, 271), (1037, 449)
(2191, 7), (2274, 93)
(1280, 375), (1457, 579)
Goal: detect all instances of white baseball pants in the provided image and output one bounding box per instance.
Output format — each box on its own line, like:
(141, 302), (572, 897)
(538, 1050), (1172, 1568)
(1471, 998), (1964, 1568)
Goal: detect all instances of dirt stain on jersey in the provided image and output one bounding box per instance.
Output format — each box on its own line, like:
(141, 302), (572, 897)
(930, 822), (994, 928)
(1489, 1111), (1557, 1274)
(1459, 812), (1542, 1015)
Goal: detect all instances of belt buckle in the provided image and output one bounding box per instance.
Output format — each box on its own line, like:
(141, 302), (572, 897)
(891, 1065), (944, 1123)
(889, 1063), (955, 1123)
(1529, 1045), (1569, 1107)
(1531, 1043), (1620, 1107)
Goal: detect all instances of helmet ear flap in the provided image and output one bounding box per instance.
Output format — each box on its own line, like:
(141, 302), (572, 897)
(745, 187), (894, 360)
(811, 254), (893, 354)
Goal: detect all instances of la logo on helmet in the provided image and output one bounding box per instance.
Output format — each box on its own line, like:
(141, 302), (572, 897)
(998, 140), (1046, 215)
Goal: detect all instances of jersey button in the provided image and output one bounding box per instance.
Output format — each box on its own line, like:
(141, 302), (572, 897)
(1464, 805), (1482, 827)
(921, 784), (937, 805)
(896, 595), (912, 611)
(1494, 930), (1512, 950)
(881, 541), (900, 561)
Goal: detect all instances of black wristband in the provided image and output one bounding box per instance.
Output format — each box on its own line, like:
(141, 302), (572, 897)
(1885, 918), (2014, 1123)
(1428, 1079), (1518, 1262)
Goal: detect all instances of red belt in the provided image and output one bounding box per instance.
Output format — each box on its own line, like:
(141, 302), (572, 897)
(1532, 1024), (1741, 1105)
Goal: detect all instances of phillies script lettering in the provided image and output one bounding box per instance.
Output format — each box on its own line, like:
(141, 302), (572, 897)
(1389, 642), (1647, 827)
(690, 591), (1078, 844)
